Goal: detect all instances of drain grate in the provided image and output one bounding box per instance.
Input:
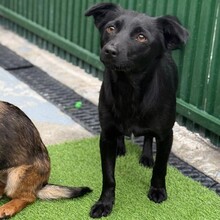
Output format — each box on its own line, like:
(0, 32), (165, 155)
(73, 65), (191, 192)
(0, 44), (219, 195)
(10, 66), (101, 134)
(0, 44), (33, 70)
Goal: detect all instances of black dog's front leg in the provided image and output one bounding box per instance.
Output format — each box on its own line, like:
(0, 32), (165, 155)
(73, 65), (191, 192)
(148, 130), (173, 203)
(90, 132), (117, 218)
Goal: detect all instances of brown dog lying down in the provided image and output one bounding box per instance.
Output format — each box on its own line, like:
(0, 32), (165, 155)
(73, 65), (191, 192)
(0, 101), (92, 219)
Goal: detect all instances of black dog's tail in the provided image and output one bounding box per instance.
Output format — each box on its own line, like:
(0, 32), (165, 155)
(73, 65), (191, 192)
(37, 184), (92, 200)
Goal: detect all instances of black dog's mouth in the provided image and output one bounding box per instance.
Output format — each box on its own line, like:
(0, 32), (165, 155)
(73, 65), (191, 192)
(112, 64), (132, 72)
(102, 61), (133, 72)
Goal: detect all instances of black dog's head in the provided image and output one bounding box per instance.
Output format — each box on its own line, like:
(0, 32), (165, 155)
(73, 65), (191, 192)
(85, 3), (188, 72)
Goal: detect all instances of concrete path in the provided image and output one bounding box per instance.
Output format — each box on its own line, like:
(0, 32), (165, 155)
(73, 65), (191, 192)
(0, 26), (219, 183)
(0, 66), (92, 145)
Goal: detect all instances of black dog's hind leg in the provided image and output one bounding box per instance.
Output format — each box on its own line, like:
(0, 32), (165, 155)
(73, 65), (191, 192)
(148, 130), (173, 203)
(139, 136), (154, 167)
(116, 135), (126, 157)
(90, 131), (117, 218)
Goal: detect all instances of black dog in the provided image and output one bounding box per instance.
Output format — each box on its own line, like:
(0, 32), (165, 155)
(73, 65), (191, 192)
(85, 3), (188, 218)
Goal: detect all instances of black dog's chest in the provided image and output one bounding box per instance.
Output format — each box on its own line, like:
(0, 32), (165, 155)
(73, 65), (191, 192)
(112, 83), (145, 136)
(113, 81), (140, 116)
(115, 112), (148, 137)
(119, 120), (144, 137)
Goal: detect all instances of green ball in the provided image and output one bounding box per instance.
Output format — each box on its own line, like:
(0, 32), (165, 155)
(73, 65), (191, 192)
(74, 101), (82, 109)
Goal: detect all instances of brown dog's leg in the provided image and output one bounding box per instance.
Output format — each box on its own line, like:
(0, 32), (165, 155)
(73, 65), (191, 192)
(0, 198), (34, 219)
(0, 164), (48, 218)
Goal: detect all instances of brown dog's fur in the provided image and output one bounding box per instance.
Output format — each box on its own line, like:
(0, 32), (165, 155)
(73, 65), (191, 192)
(0, 101), (91, 219)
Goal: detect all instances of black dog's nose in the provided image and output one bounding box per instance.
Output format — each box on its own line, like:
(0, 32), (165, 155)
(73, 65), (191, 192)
(104, 45), (118, 58)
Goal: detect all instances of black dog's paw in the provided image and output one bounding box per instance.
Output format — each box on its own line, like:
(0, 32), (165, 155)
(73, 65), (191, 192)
(139, 155), (154, 168)
(90, 201), (113, 218)
(148, 186), (167, 203)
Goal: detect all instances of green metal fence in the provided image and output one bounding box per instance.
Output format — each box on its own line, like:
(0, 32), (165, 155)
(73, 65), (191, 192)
(0, 0), (219, 147)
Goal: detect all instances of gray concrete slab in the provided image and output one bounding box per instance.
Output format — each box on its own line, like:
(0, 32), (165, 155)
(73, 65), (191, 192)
(0, 67), (92, 145)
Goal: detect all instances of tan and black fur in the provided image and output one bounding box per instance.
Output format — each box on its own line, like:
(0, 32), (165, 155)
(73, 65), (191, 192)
(0, 101), (92, 219)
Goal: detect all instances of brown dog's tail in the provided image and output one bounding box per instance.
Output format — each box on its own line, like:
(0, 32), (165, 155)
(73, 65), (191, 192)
(37, 184), (92, 200)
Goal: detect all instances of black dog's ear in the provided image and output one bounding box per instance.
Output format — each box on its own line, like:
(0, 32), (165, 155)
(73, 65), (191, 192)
(157, 15), (189, 50)
(85, 3), (122, 31)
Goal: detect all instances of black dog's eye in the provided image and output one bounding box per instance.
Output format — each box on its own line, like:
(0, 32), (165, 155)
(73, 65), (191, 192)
(136, 34), (147, 43)
(106, 26), (116, 34)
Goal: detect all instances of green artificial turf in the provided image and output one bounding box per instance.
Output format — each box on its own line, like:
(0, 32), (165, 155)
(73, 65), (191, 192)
(1, 137), (220, 219)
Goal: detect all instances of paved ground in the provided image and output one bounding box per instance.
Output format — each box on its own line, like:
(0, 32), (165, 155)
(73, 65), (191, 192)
(0, 66), (92, 145)
(0, 26), (219, 183)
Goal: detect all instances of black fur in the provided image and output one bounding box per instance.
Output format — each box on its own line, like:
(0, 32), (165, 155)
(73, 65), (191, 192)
(86, 3), (188, 218)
